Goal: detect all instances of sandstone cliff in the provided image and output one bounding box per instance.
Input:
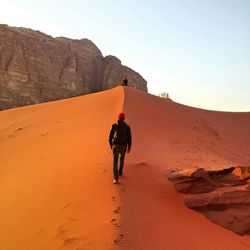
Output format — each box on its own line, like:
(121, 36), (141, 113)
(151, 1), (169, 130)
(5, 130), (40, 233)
(0, 24), (147, 110)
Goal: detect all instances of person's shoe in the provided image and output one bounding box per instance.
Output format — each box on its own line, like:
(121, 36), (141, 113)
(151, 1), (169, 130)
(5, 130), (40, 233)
(113, 179), (118, 184)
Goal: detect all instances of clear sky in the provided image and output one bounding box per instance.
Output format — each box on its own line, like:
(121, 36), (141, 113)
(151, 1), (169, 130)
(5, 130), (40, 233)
(1, 0), (249, 111)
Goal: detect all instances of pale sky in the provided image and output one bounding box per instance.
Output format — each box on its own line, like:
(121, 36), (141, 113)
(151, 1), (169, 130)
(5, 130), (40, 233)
(0, 0), (249, 111)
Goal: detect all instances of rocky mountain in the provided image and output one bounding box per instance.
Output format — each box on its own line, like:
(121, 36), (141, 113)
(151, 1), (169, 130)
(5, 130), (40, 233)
(0, 24), (147, 110)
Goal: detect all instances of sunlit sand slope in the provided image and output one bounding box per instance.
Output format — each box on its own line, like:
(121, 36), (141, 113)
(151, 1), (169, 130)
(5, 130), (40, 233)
(0, 87), (124, 250)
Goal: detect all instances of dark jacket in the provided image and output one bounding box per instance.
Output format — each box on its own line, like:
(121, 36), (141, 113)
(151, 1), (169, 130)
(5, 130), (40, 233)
(122, 78), (128, 86)
(109, 120), (132, 150)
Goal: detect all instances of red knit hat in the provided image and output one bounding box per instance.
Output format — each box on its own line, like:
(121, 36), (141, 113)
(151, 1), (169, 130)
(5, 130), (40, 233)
(118, 113), (125, 120)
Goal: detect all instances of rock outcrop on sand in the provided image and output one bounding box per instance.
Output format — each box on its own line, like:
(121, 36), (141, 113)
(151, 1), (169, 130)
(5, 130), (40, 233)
(168, 165), (250, 235)
(0, 24), (147, 110)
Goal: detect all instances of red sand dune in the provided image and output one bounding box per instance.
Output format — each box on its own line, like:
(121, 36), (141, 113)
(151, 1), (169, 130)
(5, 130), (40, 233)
(1, 86), (250, 250)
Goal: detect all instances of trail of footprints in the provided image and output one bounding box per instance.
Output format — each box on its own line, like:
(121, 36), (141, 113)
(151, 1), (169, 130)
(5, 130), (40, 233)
(111, 195), (124, 245)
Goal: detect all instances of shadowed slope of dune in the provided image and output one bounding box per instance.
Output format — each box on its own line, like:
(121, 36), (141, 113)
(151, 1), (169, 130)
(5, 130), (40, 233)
(123, 87), (250, 169)
(1, 86), (250, 250)
(119, 87), (250, 250)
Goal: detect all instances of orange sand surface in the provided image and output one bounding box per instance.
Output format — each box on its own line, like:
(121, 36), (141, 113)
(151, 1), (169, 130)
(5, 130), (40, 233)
(1, 86), (250, 250)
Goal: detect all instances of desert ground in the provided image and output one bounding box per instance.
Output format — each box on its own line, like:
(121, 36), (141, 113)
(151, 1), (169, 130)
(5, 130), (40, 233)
(1, 86), (250, 250)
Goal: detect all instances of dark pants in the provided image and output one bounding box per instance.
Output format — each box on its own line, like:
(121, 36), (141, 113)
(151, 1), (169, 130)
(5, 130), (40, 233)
(112, 145), (127, 181)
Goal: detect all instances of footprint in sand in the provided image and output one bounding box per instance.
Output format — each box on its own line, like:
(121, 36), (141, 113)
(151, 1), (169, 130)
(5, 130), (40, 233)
(119, 187), (126, 193)
(36, 227), (45, 234)
(136, 161), (147, 166)
(67, 217), (77, 221)
(57, 224), (67, 235)
(111, 218), (121, 227)
(57, 224), (82, 247)
(60, 202), (72, 211)
(40, 132), (49, 136)
(8, 127), (26, 137)
(14, 127), (24, 132)
(113, 234), (124, 245)
(112, 196), (117, 202)
(63, 236), (82, 246)
(113, 207), (122, 214)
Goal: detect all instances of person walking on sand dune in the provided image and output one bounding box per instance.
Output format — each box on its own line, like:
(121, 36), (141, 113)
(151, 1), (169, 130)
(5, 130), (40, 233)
(109, 113), (132, 184)
(122, 76), (128, 86)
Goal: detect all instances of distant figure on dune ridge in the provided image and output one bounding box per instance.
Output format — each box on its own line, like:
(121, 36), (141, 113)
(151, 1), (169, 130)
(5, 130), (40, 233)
(122, 76), (128, 86)
(109, 113), (132, 184)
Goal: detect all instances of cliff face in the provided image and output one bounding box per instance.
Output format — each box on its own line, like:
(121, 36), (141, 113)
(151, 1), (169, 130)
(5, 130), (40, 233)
(0, 24), (147, 110)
